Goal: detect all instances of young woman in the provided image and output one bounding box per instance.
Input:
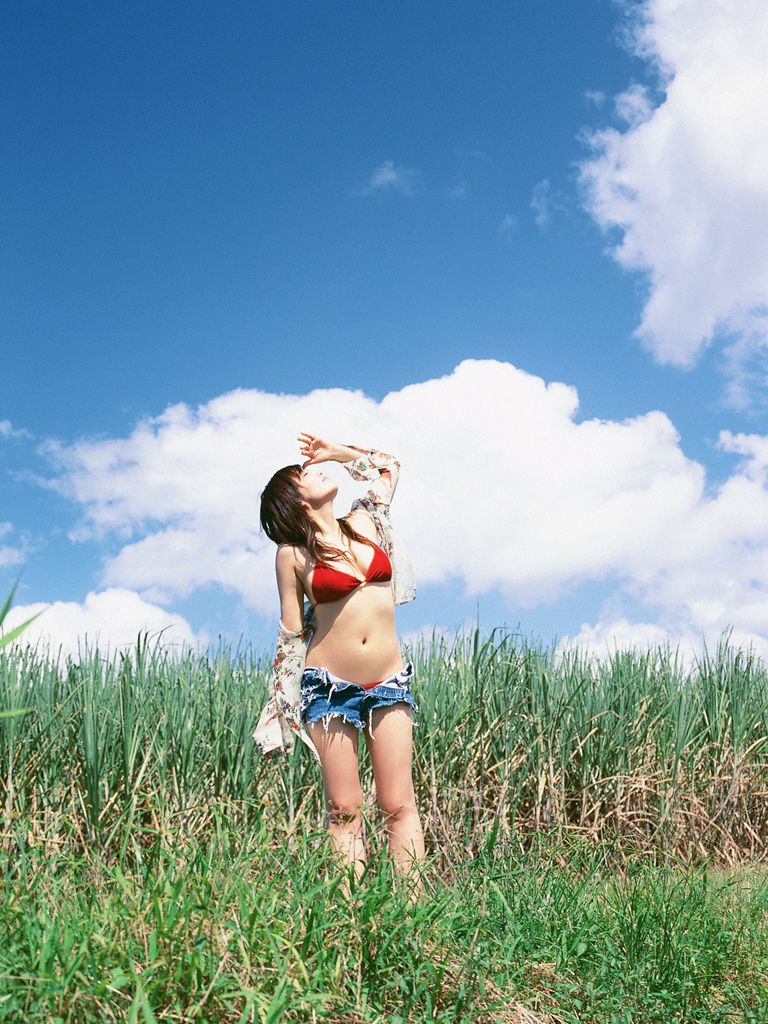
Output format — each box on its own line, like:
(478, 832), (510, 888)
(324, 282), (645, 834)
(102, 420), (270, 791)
(255, 431), (425, 896)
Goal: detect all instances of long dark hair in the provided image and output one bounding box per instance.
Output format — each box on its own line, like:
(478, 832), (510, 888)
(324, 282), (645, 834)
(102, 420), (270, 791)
(259, 464), (376, 572)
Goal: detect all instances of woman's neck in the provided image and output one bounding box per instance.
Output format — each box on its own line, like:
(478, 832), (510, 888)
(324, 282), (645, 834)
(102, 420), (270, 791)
(311, 511), (345, 547)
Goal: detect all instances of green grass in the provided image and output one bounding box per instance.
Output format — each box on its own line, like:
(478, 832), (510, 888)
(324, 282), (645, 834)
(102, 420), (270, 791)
(1, 824), (767, 1022)
(1, 624), (768, 1021)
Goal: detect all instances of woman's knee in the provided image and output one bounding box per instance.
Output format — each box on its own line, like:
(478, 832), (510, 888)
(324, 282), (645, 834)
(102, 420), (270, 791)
(325, 793), (364, 825)
(377, 792), (418, 821)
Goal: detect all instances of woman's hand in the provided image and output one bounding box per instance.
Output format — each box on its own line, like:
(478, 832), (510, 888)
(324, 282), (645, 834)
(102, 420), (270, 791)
(297, 432), (339, 468)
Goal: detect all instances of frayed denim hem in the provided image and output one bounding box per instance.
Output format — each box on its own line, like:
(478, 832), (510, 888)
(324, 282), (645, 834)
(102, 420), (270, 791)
(301, 694), (420, 741)
(310, 709), (367, 734)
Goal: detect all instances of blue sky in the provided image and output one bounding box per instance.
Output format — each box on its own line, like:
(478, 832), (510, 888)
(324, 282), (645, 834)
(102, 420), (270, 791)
(3, 0), (768, 665)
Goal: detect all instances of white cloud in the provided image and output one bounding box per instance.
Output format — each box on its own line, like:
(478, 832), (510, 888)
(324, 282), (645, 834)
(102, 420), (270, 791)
(359, 160), (422, 196)
(1, 588), (207, 663)
(718, 429), (768, 481)
(0, 521), (32, 568)
(577, 0), (768, 403)
(584, 89), (607, 110)
(554, 616), (707, 675)
(530, 178), (566, 230)
(33, 358), (768, 664)
(0, 419), (33, 440)
(612, 82), (654, 128)
(717, 320), (768, 413)
(400, 622), (455, 655)
(554, 603), (768, 674)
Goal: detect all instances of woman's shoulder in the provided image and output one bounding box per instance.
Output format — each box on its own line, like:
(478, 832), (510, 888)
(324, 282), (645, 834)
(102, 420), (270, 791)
(276, 542), (300, 557)
(346, 505), (378, 537)
(276, 543), (305, 573)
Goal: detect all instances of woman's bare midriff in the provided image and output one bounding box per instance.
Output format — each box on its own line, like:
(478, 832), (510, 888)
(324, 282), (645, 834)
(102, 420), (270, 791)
(301, 578), (405, 686)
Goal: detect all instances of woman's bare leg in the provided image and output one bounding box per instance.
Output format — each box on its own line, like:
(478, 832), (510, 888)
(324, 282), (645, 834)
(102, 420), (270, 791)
(364, 704), (426, 902)
(307, 716), (367, 892)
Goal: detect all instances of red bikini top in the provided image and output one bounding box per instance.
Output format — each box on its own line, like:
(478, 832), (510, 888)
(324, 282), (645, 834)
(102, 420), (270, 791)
(310, 542), (393, 605)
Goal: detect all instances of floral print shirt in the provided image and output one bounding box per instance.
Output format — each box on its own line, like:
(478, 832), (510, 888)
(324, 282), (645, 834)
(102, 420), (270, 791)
(252, 444), (416, 763)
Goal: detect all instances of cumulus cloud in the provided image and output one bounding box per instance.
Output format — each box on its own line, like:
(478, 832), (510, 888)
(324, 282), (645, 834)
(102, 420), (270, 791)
(555, 616), (708, 675)
(577, 0), (768, 403)
(358, 159), (422, 196)
(1, 587), (207, 662)
(32, 358), (768, 665)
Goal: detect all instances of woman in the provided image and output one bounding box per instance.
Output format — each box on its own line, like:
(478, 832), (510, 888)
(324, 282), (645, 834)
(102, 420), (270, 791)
(255, 431), (425, 897)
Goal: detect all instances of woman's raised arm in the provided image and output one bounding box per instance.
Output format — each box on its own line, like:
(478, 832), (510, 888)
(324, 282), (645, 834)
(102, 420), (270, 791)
(338, 443), (401, 509)
(297, 433), (401, 509)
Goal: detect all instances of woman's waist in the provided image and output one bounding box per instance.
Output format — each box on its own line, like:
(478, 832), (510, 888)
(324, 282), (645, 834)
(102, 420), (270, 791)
(308, 601), (396, 644)
(304, 636), (403, 686)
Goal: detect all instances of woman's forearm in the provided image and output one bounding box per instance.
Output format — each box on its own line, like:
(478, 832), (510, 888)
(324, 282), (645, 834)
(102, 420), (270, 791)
(335, 442), (398, 465)
(330, 443), (363, 464)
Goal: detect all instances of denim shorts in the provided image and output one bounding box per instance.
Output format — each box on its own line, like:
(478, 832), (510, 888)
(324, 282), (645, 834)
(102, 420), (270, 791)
(299, 660), (419, 740)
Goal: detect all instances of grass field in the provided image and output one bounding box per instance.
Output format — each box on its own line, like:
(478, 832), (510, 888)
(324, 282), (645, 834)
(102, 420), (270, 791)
(1, 625), (767, 1022)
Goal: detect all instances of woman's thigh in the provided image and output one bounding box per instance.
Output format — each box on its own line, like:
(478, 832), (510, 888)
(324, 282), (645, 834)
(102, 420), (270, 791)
(363, 704), (416, 814)
(307, 716), (364, 813)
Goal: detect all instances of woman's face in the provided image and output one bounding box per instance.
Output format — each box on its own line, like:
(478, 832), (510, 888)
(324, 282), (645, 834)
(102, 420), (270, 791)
(296, 466), (338, 508)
